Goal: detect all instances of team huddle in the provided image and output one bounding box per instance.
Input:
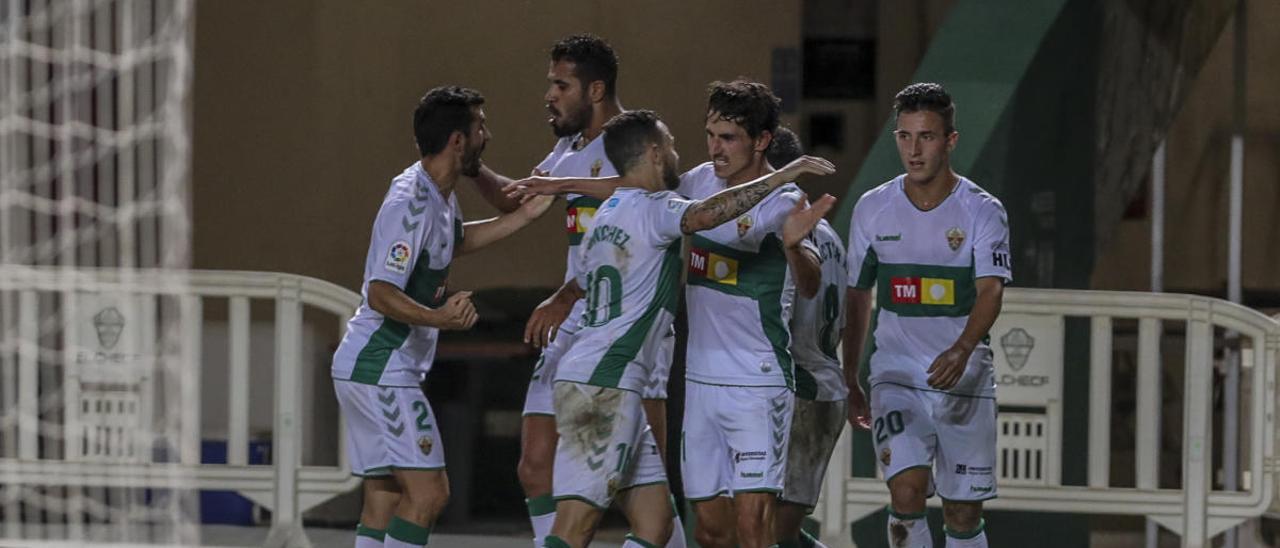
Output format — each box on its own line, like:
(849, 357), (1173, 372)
(329, 34), (1011, 548)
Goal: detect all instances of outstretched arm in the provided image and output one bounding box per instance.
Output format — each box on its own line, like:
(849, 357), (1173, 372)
(458, 195), (555, 255)
(505, 175), (624, 202)
(680, 156), (835, 234)
(466, 163), (527, 213)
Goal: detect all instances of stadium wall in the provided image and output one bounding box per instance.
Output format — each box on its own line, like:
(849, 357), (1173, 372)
(190, 0), (802, 292)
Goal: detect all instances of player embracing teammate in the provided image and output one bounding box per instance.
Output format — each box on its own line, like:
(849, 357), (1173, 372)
(332, 28), (1009, 546)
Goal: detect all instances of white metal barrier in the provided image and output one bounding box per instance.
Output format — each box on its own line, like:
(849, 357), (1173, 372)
(814, 288), (1279, 548)
(0, 266), (362, 546)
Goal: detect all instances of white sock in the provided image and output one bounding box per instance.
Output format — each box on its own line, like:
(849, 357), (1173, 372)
(354, 527), (384, 548)
(665, 511), (687, 548)
(944, 519), (987, 547)
(527, 495), (557, 547)
(530, 511), (556, 546)
(382, 538), (420, 548)
(887, 508), (932, 547)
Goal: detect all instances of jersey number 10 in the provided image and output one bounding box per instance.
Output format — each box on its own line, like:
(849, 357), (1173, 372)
(585, 265), (623, 327)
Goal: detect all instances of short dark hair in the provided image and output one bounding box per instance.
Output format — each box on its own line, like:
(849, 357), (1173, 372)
(602, 110), (665, 176)
(413, 86), (484, 157)
(705, 80), (781, 139)
(893, 82), (956, 134)
(550, 34), (619, 99)
(766, 126), (804, 167)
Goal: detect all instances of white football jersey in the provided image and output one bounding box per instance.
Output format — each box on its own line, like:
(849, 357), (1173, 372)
(677, 162), (816, 389)
(553, 188), (692, 393)
(789, 219), (848, 401)
(846, 175), (1012, 397)
(536, 133), (619, 285)
(332, 162), (462, 387)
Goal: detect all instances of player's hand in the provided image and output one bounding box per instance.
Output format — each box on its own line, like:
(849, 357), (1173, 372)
(775, 155), (836, 182)
(436, 291), (478, 331)
(926, 344), (973, 390)
(524, 294), (574, 347)
(506, 176), (566, 203)
(847, 384), (871, 430)
(516, 194), (556, 221)
(782, 193), (836, 249)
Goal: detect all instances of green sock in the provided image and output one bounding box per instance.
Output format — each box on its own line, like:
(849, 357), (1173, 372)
(355, 523), (386, 541)
(543, 535), (572, 548)
(386, 516), (431, 545)
(527, 494), (556, 517)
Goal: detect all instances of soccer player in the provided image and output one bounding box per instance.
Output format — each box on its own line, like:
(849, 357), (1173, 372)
(769, 128), (848, 548)
(507, 81), (826, 548)
(843, 83), (1011, 548)
(330, 86), (554, 548)
(543, 109), (835, 548)
(467, 34), (687, 547)
(676, 81), (823, 548)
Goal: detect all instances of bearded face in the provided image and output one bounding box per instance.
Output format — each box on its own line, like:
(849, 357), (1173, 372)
(550, 88), (592, 138)
(461, 135), (485, 177)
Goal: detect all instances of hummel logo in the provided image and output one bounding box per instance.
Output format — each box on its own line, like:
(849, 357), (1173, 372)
(876, 234), (902, 242)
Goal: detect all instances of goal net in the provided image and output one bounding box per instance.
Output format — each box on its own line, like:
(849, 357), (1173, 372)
(0, 0), (197, 544)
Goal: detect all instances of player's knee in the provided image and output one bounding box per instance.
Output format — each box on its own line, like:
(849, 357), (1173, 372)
(733, 501), (768, 539)
(402, 481), (449, 519)
(888, 480), (927, 512)
(943, 501), (982, 532)
(631, 518), (673, 547)
(693, 509), (735, 547)
(693, 525), (734, 548)
(517, 452), (553, 493)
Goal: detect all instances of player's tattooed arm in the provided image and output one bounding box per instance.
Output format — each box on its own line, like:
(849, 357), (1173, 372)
(368, 282), (478, 330)
(466, 163), (525, 214)
(679, 155), (835, 234)
(926, 276), (1005, 390)
(505, 175), (622, 202)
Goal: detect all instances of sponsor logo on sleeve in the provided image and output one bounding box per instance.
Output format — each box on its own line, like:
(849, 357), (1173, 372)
(384, 241), (412, 274)
(689, 247), (738, 285)
(992, 241), (1011, 269)
(889, 277), (955, 305)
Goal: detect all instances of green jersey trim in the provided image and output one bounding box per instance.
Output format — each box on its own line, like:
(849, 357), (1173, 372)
(688, 233), (793, 389)
(875, 261), (976, 317)
(349, 247), (450, 384)
(586, 244), (682, 388)
(853, 245), (878, 289)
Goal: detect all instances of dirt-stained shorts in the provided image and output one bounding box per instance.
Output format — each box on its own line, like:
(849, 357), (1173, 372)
(551, 381), (667, 508)
(782, 397), (847, 507)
